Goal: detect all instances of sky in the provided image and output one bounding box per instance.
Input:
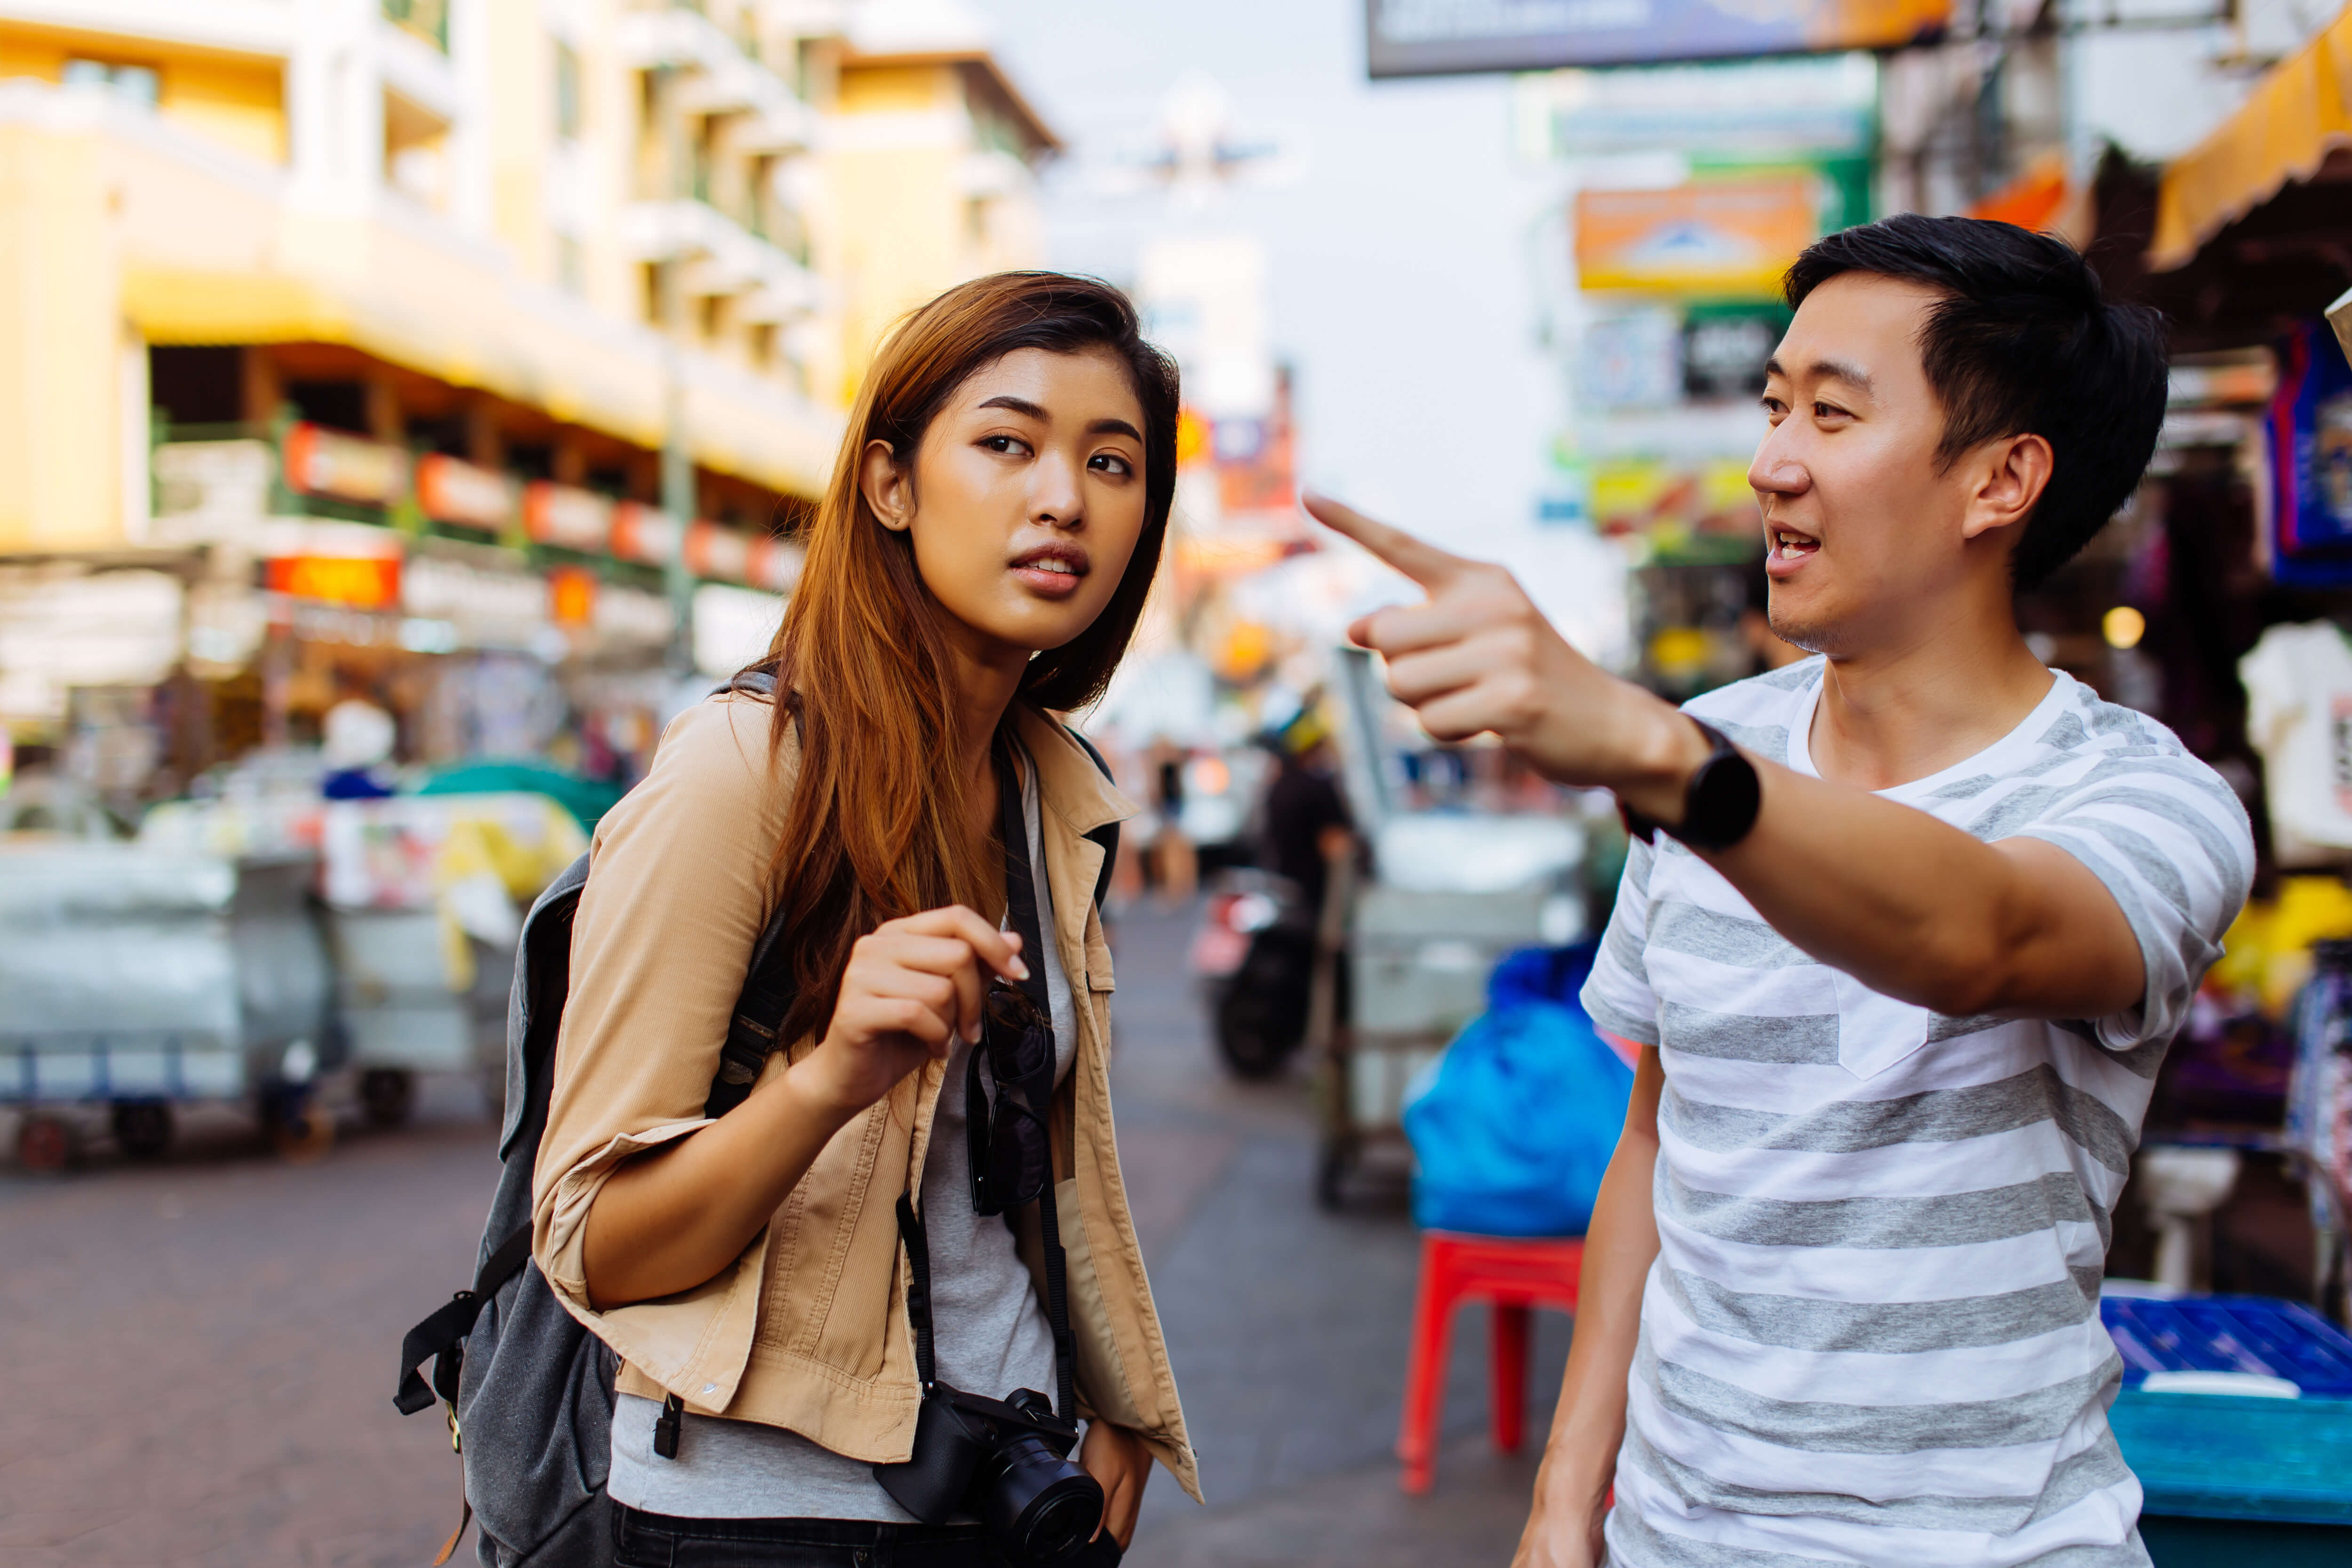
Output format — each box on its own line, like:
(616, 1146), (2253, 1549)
(969, 0), (1568, 554)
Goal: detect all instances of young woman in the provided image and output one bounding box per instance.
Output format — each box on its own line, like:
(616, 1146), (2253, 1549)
(531, 273), (1196, 1567)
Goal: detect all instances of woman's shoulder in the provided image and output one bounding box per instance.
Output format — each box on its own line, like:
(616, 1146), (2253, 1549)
(592, 691), (800, 853)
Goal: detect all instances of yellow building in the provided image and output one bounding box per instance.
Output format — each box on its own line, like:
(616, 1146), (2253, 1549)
(0, 0), (1056, 756)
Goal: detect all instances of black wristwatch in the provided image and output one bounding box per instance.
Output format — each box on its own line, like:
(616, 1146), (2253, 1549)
(1619, 718), (1761, 852)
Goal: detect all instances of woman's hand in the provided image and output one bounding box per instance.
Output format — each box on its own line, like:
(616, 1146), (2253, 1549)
(1080, 1420), (1152, 1549)
(788, 905), (1029, 1120)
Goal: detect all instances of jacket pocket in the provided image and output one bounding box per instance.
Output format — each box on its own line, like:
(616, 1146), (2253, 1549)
(1834, 971), (1933, 1080)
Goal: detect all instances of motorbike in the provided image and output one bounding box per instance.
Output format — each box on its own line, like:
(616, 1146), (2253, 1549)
(1189, 868), (1320, 1079)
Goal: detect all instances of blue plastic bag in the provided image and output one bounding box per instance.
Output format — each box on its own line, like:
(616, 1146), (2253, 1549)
(1402, 944), (1634, 1237)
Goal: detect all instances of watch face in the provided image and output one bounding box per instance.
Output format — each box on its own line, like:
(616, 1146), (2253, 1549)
(1685, 738), (1762, 851)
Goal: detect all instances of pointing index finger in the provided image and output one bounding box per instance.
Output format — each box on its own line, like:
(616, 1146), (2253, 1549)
(1302, 491), (1468, 590)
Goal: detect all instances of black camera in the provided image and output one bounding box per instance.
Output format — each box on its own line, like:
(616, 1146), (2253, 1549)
(874, 1382), (1104, 1565)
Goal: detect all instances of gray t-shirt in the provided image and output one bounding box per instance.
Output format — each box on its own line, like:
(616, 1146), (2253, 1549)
(607, 747), (1080, 1520)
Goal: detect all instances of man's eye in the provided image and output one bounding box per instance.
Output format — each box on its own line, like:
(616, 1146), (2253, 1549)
(1814, 403), (1848, 421)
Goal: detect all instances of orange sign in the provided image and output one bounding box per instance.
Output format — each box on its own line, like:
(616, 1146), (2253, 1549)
(522, 482), (614, 552)
(548, 567), (598, 627)
(415, 453), (515, 532)
(282, 422), (409, 506)
(265, 554), (403, 609)
(1575, 176), (1821, 298)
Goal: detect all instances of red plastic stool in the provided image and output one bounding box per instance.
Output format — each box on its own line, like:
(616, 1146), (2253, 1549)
(1397, 1230), (1585, 1494)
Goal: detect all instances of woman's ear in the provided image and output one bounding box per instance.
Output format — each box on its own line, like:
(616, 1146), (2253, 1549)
(859, 438), (913, 531)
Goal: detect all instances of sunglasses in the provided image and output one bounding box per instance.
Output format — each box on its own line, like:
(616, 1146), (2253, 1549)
(967, 981), (1057, 1216)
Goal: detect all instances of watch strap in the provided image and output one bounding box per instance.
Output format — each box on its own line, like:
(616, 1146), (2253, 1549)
(1619, 718), (1761, 853)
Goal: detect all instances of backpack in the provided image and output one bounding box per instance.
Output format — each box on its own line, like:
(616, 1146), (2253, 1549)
(394, 678), (1119, 1567)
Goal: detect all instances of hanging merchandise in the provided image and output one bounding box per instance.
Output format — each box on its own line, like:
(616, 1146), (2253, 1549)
(2265, 319), (2352, 587)
(2287, 939), (2352, 1307)
(2241, 621), (2352, 866)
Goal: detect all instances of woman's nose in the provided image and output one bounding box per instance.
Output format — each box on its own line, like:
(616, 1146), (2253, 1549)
(1032, 457), (1084, 526)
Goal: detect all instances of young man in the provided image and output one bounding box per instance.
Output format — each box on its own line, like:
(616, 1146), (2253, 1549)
(1308, 215), (2253, 1567)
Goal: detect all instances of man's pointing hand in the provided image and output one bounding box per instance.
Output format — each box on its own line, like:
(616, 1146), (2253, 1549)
(1303, 491), (1702, 809)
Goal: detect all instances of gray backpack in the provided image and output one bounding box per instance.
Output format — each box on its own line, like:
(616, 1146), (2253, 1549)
(393, 679), (1117, 1566)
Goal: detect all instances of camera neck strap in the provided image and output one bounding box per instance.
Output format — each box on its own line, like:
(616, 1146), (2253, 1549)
(892, 732), (1078, 1427)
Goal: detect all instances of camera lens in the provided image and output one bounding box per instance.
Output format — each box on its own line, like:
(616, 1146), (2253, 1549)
(976, 1433), (1104, 1566)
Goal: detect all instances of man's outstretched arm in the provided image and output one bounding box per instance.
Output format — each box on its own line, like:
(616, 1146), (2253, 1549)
(1305, 494), (2144, 1023)
(1514, 1048), (1663, 1568)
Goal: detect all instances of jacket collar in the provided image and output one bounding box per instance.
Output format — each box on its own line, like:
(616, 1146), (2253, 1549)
(1011, 705), (1138, 838)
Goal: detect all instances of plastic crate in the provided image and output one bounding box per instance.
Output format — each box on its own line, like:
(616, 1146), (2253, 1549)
(2100, 1294), (2352, 1546)
(2101, 1295), (2352, 1396)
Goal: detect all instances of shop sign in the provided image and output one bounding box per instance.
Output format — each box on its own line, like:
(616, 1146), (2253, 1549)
(684, 520), (750, 583)
(265, 554), (403, 610)
(282, 422), (410, 507)
(548, 567), (599, 627)
(1683, 305), (1789, 398)
(415, 454), (516, 533)
(611, 501), (681, 566)
(1512, 53), (1877, 160)
(593, 585), (675, 647)
(522, 482), (615, 552)
(1575, 175), (1820, 297)
(747, 535), (805, 594)
(2269, 319), (2352, 587)
(1367, 0), (1948, 75)
(1590, 454), (1759, 556)
(402, 556), (552, 646)
(1582, 310), (1684, 411)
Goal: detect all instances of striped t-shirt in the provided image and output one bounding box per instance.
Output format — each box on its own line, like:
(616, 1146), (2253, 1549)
(1582, 660), (2253, 1568)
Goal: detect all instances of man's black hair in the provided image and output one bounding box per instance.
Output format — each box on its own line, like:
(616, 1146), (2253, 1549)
(1783, 214), (2168, 589)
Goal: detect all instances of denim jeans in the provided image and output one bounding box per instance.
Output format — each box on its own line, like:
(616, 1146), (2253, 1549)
(610, 1505), (1123, 1568)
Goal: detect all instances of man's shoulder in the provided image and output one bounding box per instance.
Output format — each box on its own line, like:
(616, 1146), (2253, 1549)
(1679, 658), (1823, 756)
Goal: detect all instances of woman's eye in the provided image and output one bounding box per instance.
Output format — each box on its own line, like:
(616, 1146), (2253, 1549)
(979, 435), (1030, 456)
(1090, 453), (1133, 477)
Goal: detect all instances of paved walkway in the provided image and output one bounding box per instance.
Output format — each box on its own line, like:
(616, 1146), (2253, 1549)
(0, 901), (1565, 1567)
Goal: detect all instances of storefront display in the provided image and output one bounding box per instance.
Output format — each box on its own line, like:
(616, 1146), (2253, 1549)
(2242, 621), (2352, 866)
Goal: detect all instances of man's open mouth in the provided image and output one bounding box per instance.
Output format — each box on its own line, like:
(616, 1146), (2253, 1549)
(1770, 528), (1820, 562)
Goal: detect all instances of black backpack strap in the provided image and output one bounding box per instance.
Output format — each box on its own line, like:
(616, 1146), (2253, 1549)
(393, 1221), (538, 1416)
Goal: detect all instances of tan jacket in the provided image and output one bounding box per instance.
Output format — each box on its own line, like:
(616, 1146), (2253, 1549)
(531, 693), (1199, 1501)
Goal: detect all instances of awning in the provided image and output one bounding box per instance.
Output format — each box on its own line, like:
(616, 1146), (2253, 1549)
(2151, 3), (2352, 270)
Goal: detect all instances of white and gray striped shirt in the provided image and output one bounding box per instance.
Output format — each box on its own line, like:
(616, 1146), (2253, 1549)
(1583, 660), (2253, 1568)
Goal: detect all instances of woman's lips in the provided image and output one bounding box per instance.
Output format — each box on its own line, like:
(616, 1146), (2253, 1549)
(1012, 564), (1085, 597)
(1009, 549), (1088, 598)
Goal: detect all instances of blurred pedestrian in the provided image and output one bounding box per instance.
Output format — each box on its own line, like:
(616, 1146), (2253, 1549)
(532, 274), (1196, 1566)
(1312, 215), (2252, 1568)
(1258, 704), (1354, 921)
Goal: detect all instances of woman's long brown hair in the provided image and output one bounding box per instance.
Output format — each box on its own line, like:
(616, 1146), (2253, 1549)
(752, 272), (1179, 1046)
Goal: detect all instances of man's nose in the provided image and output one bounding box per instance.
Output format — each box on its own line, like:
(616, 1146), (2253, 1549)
(1748, 431), (1810, 499)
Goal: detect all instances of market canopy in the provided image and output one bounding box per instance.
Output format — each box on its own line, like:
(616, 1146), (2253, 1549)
(2151, 2), (2352, 270)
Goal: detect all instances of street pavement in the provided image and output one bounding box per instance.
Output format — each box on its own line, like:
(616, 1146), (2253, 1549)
(0, 899), (1568, 1567)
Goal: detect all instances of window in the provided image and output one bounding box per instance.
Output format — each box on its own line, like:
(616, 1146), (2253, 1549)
(63, 59), (159, 109)
(555, 42), (583, 140)
(749, 323), (776, 370)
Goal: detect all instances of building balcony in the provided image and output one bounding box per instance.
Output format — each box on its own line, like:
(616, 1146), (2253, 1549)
(624, 196), (822, 324)
(0, 78), (839, 551)
(617, 3), (817, 154)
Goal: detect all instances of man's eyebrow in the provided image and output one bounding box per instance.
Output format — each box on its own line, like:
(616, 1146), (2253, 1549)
(1810, 358), (1875, 391)
(976, 395), (1049, 420)
(1087, 417), (1143, 442)
(1761, 356), (1875, 394)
